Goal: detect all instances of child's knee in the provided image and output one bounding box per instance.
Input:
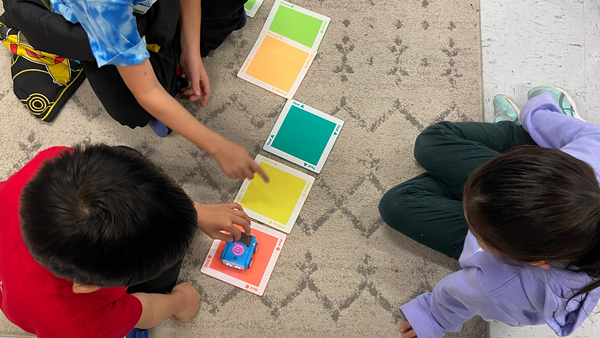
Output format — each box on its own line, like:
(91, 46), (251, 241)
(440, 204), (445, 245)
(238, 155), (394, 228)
(414, 121), (456, 166)
(379, 183), (424, 232)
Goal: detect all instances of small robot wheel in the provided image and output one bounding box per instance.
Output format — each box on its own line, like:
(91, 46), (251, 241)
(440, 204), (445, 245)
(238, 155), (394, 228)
(254, 243), (259, 254)
(248, 259), (253, 269)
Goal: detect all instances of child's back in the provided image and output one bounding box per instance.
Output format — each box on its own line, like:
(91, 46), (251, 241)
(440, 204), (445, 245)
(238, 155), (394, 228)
(381, 90), (600, 338)
(0, 147), (142, 337)
(402, 229), (600, 337)
(0, 145), (200, 337)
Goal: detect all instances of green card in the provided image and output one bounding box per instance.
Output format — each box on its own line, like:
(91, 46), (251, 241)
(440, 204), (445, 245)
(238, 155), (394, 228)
(264, 100), (344, 173)
(263, 0), (330, 49)
(244, 0), (264, 18)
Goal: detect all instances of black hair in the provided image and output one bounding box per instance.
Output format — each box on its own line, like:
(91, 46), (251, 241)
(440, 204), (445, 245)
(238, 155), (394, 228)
(463, 145), (600, 299)
(19, 144), (198, 288)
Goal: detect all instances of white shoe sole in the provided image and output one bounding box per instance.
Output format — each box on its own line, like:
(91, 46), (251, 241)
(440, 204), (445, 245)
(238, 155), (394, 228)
(497, 95), (521, 123)
(538, 85), (585, 121)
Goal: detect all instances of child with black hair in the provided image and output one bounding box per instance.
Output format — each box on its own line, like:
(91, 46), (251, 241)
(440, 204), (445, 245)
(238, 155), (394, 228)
(0, 144), (253, 337)
(379, 86), (600, 338)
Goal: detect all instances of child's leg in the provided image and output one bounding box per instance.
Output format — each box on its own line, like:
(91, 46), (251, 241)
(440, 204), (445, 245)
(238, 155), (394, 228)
(200, 0), (247, 56)
(380, 121), (534, 259)
(379, 174), (467, 259)
(81, 38), (181, 129)
(414, 121), (534, 197)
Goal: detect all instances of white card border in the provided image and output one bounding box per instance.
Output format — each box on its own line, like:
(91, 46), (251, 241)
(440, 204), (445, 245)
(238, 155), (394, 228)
(263, 100), (344, 174)
(234, 155), (314, 233)
(262, 0), (331, 50)
(244, 0), (264, 18)
(200, 222), (286, 296)
(238, 30), (316, 99)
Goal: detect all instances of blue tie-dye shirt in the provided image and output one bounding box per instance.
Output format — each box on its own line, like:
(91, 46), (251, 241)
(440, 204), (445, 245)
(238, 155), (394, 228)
(50, 0), (155, 67)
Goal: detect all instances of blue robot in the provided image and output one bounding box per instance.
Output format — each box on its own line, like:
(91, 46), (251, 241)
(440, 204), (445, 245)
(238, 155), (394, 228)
(220, 233), (258, 271)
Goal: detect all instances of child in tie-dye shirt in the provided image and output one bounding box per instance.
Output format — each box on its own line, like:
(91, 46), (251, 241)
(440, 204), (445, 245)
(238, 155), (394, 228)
(49, 0), (269, 183)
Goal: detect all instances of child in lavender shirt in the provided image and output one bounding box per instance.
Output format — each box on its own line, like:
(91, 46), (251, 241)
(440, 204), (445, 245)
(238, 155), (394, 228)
(379, 86), (600, 337)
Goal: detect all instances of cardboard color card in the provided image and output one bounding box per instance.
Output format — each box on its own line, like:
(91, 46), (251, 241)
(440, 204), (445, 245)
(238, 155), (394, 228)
(263, 0), (330, 50)
(264, 100), (343, 173)
(244, 0), (264, 18)
(238, 31), (316, 99)
(234, 155), (314, 233)
(201, 222), (286, 296)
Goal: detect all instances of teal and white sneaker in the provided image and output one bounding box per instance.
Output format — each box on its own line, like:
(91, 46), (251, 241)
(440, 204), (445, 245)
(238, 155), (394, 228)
(493, 94), (520, 124)
(527, 85), (583, 120)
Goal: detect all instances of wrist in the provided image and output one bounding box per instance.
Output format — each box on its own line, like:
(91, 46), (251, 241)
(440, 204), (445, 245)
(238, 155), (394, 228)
(203, 133), (228, 157)
(194, 202), (204, 228)
(180, 43), (201, 58)
(179, 30), (201, 57)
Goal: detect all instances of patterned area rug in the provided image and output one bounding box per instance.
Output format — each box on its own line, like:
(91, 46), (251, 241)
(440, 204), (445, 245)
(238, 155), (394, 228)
(0, 0), (484, 337)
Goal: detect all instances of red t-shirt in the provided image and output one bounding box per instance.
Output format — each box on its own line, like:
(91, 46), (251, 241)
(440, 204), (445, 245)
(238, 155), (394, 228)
(0, 147), (142, 338)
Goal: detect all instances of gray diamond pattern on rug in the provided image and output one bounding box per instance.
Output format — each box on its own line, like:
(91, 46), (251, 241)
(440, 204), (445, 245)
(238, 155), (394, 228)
(0, 0), (485, 337)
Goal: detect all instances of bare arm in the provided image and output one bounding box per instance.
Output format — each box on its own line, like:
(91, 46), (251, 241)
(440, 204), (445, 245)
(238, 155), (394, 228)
(117, 61), (269, 181)
(179, 0), (201, 55)
(178, 0), (209, 104)
(132, 282), (201, 329)
(117, 61), (219, 152)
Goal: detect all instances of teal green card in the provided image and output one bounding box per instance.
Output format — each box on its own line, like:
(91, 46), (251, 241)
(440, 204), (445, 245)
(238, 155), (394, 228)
(264, 100), (343, 173)
(263, 0), (330, 49)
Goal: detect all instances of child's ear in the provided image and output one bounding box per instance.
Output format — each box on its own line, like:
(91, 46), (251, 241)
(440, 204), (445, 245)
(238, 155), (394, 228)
(528, 261), (551, 270)
(72, 283), (102, 294)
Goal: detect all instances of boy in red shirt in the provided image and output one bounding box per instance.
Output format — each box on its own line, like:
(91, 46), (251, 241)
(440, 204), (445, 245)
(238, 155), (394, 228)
(0, 144), (252, 337)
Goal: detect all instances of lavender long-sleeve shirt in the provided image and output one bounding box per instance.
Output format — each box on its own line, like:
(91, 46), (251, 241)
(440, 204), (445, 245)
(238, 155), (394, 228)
(401, 92), (600, 338)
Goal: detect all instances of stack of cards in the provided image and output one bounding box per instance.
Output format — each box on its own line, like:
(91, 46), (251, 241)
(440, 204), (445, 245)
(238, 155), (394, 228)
(202, 2), (342, 297)
(201, 155), (315, 295)
(238, 0), (330, 98)
(201, 222), (286, 296)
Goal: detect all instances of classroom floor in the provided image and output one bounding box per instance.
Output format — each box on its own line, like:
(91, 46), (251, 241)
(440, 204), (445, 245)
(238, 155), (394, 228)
(5, 0), (599, 337)
(0, 0), (486, 337)
(481, 0), (600, 336)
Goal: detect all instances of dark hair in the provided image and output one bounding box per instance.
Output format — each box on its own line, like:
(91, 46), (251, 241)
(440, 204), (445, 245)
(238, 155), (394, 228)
(19, 144), (198, 288)
(464, 145), (600, 298)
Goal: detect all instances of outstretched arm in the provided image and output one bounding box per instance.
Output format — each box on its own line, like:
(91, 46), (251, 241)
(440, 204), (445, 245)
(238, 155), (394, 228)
(117, 61), (268, 181)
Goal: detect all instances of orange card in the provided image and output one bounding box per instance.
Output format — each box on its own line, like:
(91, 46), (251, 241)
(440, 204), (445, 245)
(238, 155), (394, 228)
(200, 222), (286, 296)
(238, 31), (316, 99)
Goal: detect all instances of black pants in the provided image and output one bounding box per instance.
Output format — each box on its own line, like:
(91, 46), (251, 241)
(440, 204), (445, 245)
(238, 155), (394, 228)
(378, 121), (535, 259)
(126, 261), (183, 294)
(83, 0), (246, 129)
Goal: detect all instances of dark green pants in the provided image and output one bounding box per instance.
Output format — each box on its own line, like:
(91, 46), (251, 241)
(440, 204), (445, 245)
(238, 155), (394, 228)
(379, 121), (534, 259)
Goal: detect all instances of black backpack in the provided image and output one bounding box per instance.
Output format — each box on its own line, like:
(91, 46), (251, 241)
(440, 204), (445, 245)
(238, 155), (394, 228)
(0, 0), (178, 121)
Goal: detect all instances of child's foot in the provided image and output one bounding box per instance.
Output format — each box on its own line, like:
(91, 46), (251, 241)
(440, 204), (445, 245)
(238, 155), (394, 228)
(493, 94), (520, 124)
(527, 85), (583, 120)
(126, 328), (149, 338)
(148, 119), (172, 138)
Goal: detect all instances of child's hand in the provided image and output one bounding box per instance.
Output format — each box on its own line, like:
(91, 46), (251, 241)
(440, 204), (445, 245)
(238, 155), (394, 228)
(400, 322), (417, 338)
(195, 202), (252, 241)
(170, 282), (201, 323)
(180, 52), (211, 106)
(212, 139), (270, 182)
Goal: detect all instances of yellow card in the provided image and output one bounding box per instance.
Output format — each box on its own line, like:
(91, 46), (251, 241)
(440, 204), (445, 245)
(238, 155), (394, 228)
(234, 155), (314, 233)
